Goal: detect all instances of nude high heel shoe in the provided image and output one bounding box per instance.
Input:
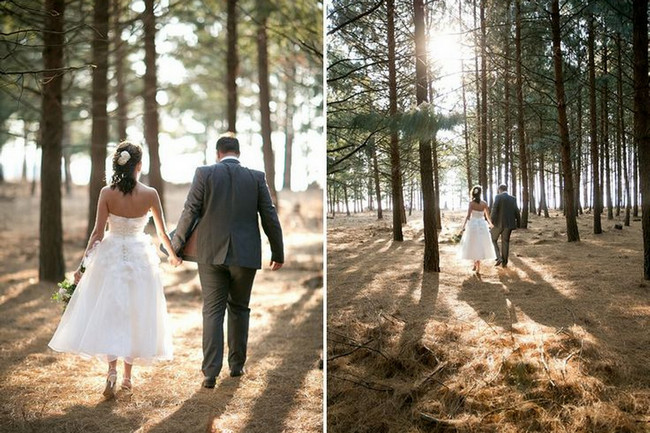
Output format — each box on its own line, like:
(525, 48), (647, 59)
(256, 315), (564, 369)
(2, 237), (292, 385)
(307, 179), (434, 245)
(103, 369), (117, 398)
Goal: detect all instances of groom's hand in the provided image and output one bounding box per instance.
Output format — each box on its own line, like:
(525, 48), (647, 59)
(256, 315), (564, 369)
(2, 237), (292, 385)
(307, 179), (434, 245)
(269, 261), (283, 271)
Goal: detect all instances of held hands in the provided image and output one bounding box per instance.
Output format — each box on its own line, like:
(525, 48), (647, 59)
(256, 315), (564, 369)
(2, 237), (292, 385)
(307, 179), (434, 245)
(168, 254), (182, 267)
(269, 261), (283, 271)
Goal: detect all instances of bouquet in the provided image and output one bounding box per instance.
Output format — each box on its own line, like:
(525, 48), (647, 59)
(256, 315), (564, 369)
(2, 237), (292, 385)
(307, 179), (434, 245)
(52, 279), (76, 310)
(450, 230), (464, 244)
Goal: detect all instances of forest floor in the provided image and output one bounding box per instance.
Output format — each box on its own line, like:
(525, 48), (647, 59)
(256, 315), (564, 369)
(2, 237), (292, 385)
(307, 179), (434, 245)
(328, 208), (650, 433)
(0, 182), (323, 433)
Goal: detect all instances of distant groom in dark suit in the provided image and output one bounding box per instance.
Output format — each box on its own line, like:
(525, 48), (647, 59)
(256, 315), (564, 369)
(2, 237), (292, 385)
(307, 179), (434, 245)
(172, 135), (284, 388)
(490, 184), (521, 267)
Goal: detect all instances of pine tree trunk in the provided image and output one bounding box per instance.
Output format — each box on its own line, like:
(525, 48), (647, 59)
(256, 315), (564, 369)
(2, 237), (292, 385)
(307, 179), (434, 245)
(113, 0), (127, 141)
(63, 123), (72, 195)
(602, 40), (614, 221)
(633, 139), (639, 217)
(371, 140), (383, 219)
(39, 0), (66, 283)
(460, 0), (473, 190)
(227, 0), (238, 132)
(550, 0), (579, 242)
(539, 151), (549, 217)
(387, 0), (403, 240)
(22, 122), (29, 182)
(503, 0), (512, 191)
(343, 183), (350, 216)
(588, 15), (602, 234)
(143, 0), (164, 210)
(619, 33), (631, 226)
(257, 17), (278, 206)
(515, 0), (529, 227)
(473, 0), (481, 190)
(575, 69), (583, 215)
(87, 0), (109, 238)
(414, 0), (440, 272)
(479, 0), (488, 195)
(283, 64), (295, 191)
(632, 0), (650, 279)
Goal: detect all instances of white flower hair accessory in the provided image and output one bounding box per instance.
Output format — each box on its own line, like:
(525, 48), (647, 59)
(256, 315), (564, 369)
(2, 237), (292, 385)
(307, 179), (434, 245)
(117, 150), (131, 166)
(472, 187), (480, 194)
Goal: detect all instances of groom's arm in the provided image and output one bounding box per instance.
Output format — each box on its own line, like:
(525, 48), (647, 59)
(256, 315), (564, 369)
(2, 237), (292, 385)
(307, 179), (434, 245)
(256, 171), (284, 265)
(172, 167), (205, 253)
(490, 194), (500, 223)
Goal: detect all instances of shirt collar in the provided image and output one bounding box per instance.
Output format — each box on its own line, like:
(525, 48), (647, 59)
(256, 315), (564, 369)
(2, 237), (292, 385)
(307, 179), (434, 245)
(220, 155), (240, 162)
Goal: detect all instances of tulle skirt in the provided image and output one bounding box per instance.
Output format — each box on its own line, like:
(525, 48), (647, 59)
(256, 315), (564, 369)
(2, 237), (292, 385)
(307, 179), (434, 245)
(457, 217), (497, 261)
(48, 232), (173, 363)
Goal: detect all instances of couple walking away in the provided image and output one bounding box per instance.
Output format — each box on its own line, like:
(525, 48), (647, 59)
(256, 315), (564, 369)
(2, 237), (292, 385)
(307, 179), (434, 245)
(48, 136), (284, 397)
(458, 184), (521, 275)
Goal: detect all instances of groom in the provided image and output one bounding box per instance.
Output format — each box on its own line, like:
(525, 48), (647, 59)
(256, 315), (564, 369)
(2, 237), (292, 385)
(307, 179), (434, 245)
(172, 135), (284, 388)
(490, 184), (521, 268)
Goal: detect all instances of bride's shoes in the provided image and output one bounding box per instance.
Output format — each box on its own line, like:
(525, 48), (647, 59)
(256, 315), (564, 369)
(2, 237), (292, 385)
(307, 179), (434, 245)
(103, 369), (118, 398)
(121, 377), (132, 392)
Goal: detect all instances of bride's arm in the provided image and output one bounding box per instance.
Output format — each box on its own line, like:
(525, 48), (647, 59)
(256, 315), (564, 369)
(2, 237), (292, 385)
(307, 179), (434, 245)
(461, 204), (471, 231)
(150, 190), (182, 266)
(75, 188), (109, 282)
(483, 204), (494, 228)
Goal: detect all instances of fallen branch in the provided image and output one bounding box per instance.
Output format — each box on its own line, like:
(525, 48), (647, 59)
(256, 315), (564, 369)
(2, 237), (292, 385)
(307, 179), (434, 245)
(327, 337), (375, 362)
(418, 412), (461, 430)
(330, 373), (393, 393)
(327, 335), (390, 360)
(539, 341), (556, 387)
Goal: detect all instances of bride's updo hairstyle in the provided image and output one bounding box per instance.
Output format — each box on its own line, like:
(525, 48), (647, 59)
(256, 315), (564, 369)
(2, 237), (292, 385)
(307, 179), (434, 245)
(471, 186), (482, 204)
(110, 141), (143, 195)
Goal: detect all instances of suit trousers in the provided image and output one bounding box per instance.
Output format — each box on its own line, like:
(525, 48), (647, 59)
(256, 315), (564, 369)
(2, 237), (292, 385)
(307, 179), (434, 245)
(197, 264), (257, 378)
(491, 227), (513, 264)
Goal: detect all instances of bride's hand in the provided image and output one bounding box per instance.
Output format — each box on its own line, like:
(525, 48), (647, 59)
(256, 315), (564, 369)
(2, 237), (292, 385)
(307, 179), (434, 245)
(168, 255), (182, 267)
(74, 268), (83, 284)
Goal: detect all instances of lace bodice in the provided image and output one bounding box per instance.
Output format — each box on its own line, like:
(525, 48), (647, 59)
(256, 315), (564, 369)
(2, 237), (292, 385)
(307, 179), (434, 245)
(107, 213), (149, 236)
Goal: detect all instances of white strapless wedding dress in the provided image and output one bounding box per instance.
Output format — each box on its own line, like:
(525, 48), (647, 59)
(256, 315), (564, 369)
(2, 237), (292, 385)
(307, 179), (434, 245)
(458, 210), (497, 261)
(48, 213), (173, 363)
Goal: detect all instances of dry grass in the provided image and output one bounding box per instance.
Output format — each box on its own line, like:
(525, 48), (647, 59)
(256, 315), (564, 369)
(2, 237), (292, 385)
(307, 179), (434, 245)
(327, 209), (650, 433)
(0, 182), (323, 433)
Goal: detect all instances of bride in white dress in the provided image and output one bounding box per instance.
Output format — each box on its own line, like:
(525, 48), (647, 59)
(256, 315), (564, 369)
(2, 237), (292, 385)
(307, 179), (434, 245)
(458, 185), (496, 275)
(48, 141), (181, 398)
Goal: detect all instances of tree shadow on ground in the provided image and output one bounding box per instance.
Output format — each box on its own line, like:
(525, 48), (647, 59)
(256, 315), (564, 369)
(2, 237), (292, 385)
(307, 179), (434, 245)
(4, 397), (138, 433)
(146, 287), (322, 433)
(458, 275), (514, 331)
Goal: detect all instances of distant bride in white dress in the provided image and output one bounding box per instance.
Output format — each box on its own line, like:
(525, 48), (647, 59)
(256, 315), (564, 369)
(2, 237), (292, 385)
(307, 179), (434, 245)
(458, 185), (496, 275)
(49, 141), (181, 398)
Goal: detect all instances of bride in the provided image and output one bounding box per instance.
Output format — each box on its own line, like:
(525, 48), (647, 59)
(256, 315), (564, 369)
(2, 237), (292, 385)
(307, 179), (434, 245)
(49, 141), (181, 398)
(457, 185), (496, 275)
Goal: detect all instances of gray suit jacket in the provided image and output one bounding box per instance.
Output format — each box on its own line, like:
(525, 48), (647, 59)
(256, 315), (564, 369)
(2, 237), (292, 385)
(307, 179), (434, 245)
(172, 159), (283, 269)
(490, 192), (521, 230)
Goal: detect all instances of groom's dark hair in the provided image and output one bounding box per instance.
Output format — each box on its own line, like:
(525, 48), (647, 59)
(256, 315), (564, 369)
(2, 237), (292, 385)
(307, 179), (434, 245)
(498, 184), (508, 193)
(217, 134), (240, 154)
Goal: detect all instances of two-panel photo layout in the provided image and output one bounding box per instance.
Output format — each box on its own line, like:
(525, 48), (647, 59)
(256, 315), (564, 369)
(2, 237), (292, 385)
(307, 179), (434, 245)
(0, 0), (649, 432)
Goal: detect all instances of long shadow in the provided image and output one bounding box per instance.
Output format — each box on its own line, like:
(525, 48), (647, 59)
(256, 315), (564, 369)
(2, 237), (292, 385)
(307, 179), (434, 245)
(458, 276), (513, 331)
(4, 398), (138, 433)
(498, 257), (576, 330)
(394, 272), (440, 354)
(238, 289), (322, 432)
(146, 286), (322, 433)
(502, 256), (650, 385)
(146, 382), (242, 433)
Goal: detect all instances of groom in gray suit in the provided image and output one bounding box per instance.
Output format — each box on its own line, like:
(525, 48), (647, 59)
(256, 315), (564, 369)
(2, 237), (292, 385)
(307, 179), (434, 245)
(172, 135), (284, 388)
(490, 184), (521, 267)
